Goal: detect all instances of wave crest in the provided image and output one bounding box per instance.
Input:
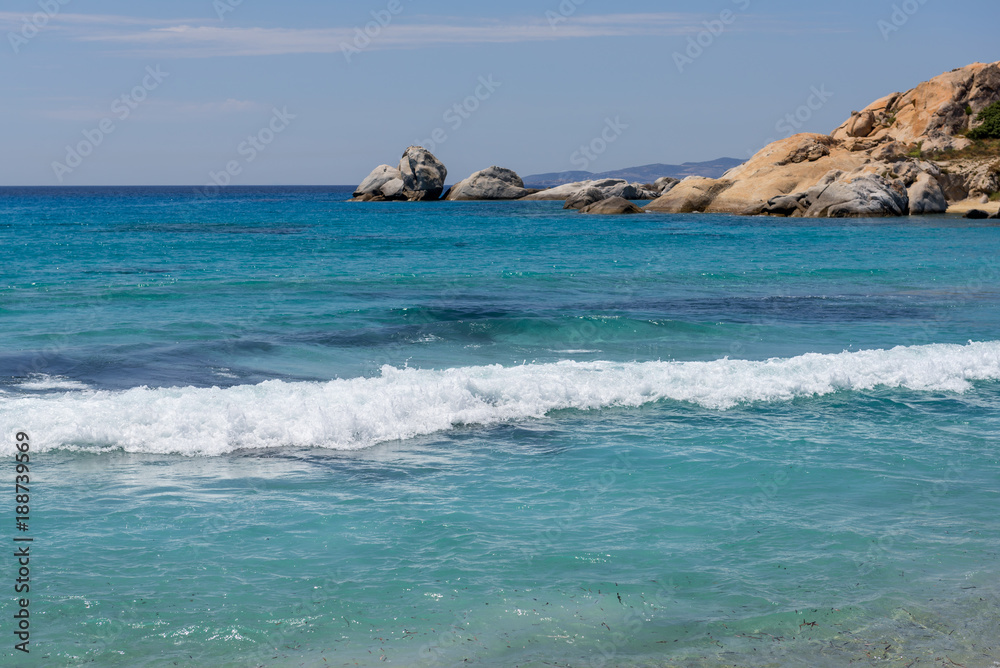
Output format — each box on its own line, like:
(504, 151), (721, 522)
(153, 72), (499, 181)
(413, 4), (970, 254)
(3, 341), (999, 456)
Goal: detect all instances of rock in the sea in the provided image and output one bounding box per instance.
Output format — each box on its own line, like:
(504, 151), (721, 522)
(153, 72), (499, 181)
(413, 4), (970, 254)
(564, 187), (606, 210)
(907, 172), (948, 214)
(644, 177), (735, 214)
(763, 172), (909, 218)
(579, 197), (645, 215)
(965, 209), (990, 219)
(445, 166), (528, 201)
(354, 164), (402, 199)
(398, 146), (447, 201)
(522, 178), (657, 201)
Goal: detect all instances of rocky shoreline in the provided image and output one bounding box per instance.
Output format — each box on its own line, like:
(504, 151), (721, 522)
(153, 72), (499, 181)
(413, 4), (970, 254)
(352, 61), (1000, 219)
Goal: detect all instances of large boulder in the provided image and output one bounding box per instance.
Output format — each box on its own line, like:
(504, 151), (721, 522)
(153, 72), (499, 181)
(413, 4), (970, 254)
(644, 177), (735, 213)
(580, 197), (645, 215)
(763, 172), (909, 218)
(380, 178), (405, 199)
(353, 164), (401, 199)
(398, 146), (447, 201)
(907, 172), (948, 214)
(564, 187), (606, 210)
(445, 166), (528, 201)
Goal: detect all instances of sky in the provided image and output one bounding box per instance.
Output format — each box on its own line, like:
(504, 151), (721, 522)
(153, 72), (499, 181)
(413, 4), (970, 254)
(0, 0), (997, 186)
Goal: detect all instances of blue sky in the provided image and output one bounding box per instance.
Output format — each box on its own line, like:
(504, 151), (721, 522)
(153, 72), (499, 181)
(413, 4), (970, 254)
(1, 0), (996, 186)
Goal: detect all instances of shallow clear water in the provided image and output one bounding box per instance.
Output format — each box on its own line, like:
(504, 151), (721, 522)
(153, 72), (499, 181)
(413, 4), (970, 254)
(1, 187), (999, 666)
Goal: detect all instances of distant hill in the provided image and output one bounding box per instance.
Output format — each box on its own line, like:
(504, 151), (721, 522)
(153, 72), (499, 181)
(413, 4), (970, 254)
(522, 158), (744, 188)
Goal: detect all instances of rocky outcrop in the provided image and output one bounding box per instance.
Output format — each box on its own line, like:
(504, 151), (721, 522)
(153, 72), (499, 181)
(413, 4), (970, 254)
(352, 147), (447, 201)
(832, 62), (1000, 153)
(579, 197), (645, 215)
(522, 178), (658, 202)
(965, 209), (990, 219)
(644, 62), (1000, 217)
(399, 146), (447, 201)
(763, 172), (908, 218)
(445, 166), (529, 201)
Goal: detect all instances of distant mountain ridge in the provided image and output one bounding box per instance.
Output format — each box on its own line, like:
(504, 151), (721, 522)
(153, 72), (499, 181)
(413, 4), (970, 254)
(522, 158), (744, 187)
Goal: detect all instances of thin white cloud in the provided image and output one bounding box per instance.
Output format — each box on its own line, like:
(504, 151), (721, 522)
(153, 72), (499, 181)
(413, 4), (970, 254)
(54, 12), (777, 58)
(0, 12), (200, 28)
(3, 11), (812, 58)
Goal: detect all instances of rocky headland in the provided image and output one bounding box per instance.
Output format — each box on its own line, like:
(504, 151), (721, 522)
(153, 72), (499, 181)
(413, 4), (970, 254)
(352, 62), (1000, 217)
(646, 61), (1000, 217)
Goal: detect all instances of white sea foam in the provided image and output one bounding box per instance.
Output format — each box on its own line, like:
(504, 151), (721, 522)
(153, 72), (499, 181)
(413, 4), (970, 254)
(2, 342), (999, 456)
(18, 374), (91, 391)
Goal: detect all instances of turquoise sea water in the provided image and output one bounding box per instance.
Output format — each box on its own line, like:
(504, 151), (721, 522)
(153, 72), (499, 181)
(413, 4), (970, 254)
(1, 186), (999, 667)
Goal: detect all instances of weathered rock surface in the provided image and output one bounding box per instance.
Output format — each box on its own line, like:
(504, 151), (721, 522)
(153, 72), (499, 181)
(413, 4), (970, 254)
(399, 146), (447, 201)
(564, 187), (606, 210)
(380, 178), (405, 199)
(763, 172), (908, 218)
(907, 172), (949, 214)
(522, 178), (657, 202)
(352, 147), (448, 201)
(653, 177), (680, 194)
(445, 166), (528, 201)
(644, 62), (1000, 217)
(354, 165), (402, 199)
(644, 177), (735, 214)
(579, 197), (645, 215)
(832, 62), (1000, 153)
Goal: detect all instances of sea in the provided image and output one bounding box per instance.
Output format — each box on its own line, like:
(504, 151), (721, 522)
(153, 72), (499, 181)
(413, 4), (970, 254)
(1, 186), (999, 667)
